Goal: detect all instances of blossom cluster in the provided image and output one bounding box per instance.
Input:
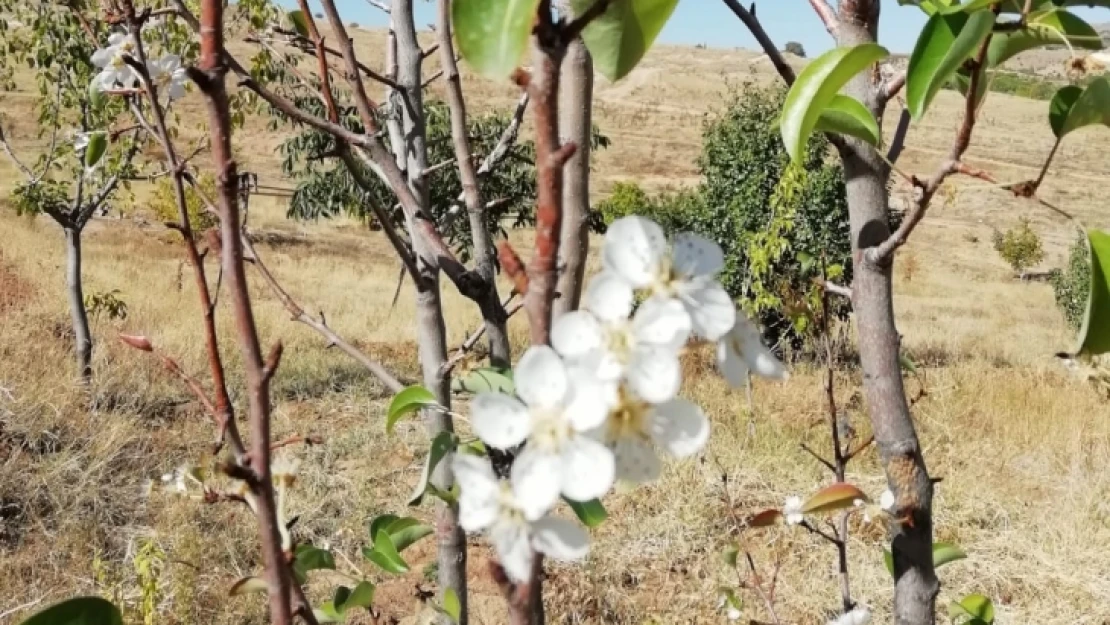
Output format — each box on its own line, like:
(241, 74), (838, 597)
(91, 30), (188, 101)
(453, 216), (787, 582)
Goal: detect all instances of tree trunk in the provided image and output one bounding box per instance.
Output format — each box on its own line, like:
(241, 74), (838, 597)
(552, 11), (593, 317)
(837, 3), (938, 623)
(394, 2), (468, 621)
(64, 226), (93, 382)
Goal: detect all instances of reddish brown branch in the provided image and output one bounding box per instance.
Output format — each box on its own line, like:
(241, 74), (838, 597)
(497, 240), (529, 296)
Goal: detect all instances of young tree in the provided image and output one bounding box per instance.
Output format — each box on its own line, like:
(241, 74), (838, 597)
(0, 9), (144, 381)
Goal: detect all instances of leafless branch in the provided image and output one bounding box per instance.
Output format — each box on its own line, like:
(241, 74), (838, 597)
(720, 0), (796, 84)
(808, 0), (840, 38)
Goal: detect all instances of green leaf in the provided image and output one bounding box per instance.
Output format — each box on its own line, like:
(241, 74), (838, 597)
(313, 605), (341, 624)
(899, 351), (919, 373)
(385, 516), (433, 552)
(452, 0), (539, 79)
(387, 385), (439, 433)
(1073, 229), (1110, 356)
(1048, 77), (1110, 139)
(949, 593), (995, 623)
(933, 541), (968, 568)
(409, 431), (457, 506)
(333, 586), (351, 612)
(572, 0), (679, 81)
(721, 543), (739, 567)
(369, 514), (400, 543)
(84, 132), (108, 169)
(344, 581), (376, 611)
(906, 10), (995, 120)
(451, 367), (515, 394)
(88, 79), (106, 110)
(800, 483), (868, 514)
(564, 496), (608, 528)
(229, 576), (269, 596)
(813, 94), (881, 146)
(442, 588), (461, 623)
(364, 531), (410, 574)
(780, 43), (889, 163)
(17, 597), (123, 625)
(987, 9), (1103, 69)
(293, 544), (336, 583)
(883, 548), (894, 576)
(288, 10), (310, 37)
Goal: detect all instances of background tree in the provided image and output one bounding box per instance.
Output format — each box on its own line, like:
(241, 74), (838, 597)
(784, 40), (806, 57)
(0, 5), (144, 381)
(992, 217), (1045, 279)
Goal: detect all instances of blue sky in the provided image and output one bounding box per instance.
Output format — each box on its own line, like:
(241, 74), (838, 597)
(290, 1), (1108, 56)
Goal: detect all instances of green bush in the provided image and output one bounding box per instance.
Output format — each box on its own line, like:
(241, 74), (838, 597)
(598, 83), (891, 352)
(149, 173), (219, 234)
(992, 217), (1044, 277)
(1051, 231), (1090, 330)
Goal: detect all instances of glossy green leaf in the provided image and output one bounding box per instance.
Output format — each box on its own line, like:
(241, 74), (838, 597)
(1073, 229), (1110, 356)
(364, 531), (410, 574)
(409, 431), (458, 506)
(313, 605), (341, 624)
(800, 483), (868, 514)
(452, 0), (539, 79)
(572, 0), (680, 81)
(84, 132), (108, 169)
(344, 581), (376, 611)
(442, 588), (461, 622)
(17, 597), (123, 625)
(369, 514), (401, 542)
(451, 367), (514, 394)
(883, 548), (895, 576)
(88, 79), (106, 110)
(1048, 77), (1110, 139)
(906, 10), (995, 120)
(949, 593), (995, 623)
(288, 10), (310, 37)
(950, 67), (989, 111)
(988, 9), (1102, 69)
(565, 496), (608, 528)
(292, 544), (335, 585)
(384, 516), (433, 552)
(813, 94), (881, 146)
(387, 385), (438, 433)
(933, 541), (968, 568)
(780, 43), (889, 163)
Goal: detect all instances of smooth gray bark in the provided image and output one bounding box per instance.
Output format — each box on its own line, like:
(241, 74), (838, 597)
(837, 3), (938, 623)
(394, 2), (468, 621)
(64, 226), (92, 382)
(552, 33), (593, 317)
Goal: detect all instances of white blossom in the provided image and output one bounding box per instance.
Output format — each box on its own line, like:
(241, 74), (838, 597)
(828, 607), (871, 625)
(590, 385), (710, 484)
(470, 345), (616, 519)
(453, 453), (589, 583)
(91, 32), (139, 90)
(552, 273), (691, 403)
(149, 54), (188, 101)
(879, 489), (896, 512)
(716, 313), (787, 387)
(783, 495), (804, 526)
(602, 216), (736, 340)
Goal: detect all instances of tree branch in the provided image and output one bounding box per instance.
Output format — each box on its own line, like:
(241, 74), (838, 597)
(808, 0), (840, 39)
(720, 0), (796, 84)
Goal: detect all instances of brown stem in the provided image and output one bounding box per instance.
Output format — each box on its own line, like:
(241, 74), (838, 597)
(192, 0), (293, 620)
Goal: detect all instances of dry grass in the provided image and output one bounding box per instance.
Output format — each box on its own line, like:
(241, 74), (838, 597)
(3, 26), (1110, 625)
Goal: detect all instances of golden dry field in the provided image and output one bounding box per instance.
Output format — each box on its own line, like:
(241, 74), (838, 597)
(2, 24), (1110, 625)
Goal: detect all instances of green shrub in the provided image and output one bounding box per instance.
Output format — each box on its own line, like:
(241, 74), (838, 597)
(992, 217), (1044, 277)
(149, 173), (219, 234)
(1051, 231), (1090, 330)
(784, 41), (806, 58)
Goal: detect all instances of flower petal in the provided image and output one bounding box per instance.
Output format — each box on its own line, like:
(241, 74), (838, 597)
(551, 311), (603, 360)
(627, 348), (682, 404)
(602, 216), (667, 288)
(490, 519), (533, 583)
(727, 315), (787, 380)
(510, 447), (562, 521)
(673, 232), (725, 278)
(612, 436), (662, 483)
(678, 279), (735, 340)
(451, 454), (500, 532)
(650, 398), (710, 458)
(514, 345), (569, 410)
(564, 368), (617, 432)
(91, 48), (114, 68)
(583, 272), (634, 322)
(716, 337), (750, 388)
(559, 435), (615, 502)
(632, 297), (691, 351)
(531, 516), (589, 562)
(471, 393), (530, 449)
